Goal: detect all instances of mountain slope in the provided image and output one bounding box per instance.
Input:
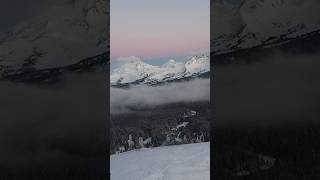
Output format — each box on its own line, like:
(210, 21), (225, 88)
(213, 0), (320, 55)
(110, 54), (210, 86)
(0, 0), (108, 82)
(110, 142), (210, 180)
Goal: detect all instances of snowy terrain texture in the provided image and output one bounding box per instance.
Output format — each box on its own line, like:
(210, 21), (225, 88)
(110, 54), (209, 85)
(110, 142), (210, 180)
(0, 0), (107, 71)
(213, 0), (320, 54)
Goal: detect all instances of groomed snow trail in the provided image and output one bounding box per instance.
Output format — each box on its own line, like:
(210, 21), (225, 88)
(110, 142), (210, 180)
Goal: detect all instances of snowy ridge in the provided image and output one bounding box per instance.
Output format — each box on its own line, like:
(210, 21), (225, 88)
(110, 54), (210, 86)
(213, 0), (320, 55)
(0, 0), (108, 74)
(0, 52), (107, 83)
(110, 142), (210, 180)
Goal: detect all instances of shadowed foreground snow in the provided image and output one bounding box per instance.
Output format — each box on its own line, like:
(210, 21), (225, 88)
(110, 142), (210, 180)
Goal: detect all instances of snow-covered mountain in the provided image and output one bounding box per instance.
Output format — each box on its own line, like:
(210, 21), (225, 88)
(110, 54), (210, 86)
(0, 0), (108, 82)
(213, 0), (320, 55)
(110, 142), (210, 180)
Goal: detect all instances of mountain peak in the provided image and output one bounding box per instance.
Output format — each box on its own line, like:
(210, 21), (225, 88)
(162, 59), (178, 68)
(167, 59), (177, 64)
(111, 55), (210, 86)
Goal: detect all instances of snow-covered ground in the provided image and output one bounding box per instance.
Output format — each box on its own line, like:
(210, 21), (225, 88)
(110, 142), (210, 180)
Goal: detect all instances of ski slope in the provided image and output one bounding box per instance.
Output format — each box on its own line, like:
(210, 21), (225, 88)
(110, 142), (210, 180)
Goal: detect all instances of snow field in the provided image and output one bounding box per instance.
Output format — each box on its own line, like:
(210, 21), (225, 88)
(110, 142), (210, 180)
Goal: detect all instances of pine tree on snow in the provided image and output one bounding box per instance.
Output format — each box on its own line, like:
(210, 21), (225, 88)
(127, 134), (134, 150)
(138, 137), (144, 148)
(198, 132), (205, 142)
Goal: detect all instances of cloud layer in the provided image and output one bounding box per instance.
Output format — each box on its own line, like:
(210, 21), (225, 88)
(0, 72), (108, 175)
(111, 78), (210, 114)
(215, 50), (320, 127)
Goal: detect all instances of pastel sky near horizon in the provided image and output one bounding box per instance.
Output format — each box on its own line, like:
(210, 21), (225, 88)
(110, 0), (210, 65)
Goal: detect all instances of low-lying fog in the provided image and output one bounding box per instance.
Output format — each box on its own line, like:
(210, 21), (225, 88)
(215, 50), (320, 127)
(0, 72), (108, 170)
(110, 79), (210, 114)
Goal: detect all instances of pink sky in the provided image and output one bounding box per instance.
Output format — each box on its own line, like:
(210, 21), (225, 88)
(111, 0), (210, 61)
